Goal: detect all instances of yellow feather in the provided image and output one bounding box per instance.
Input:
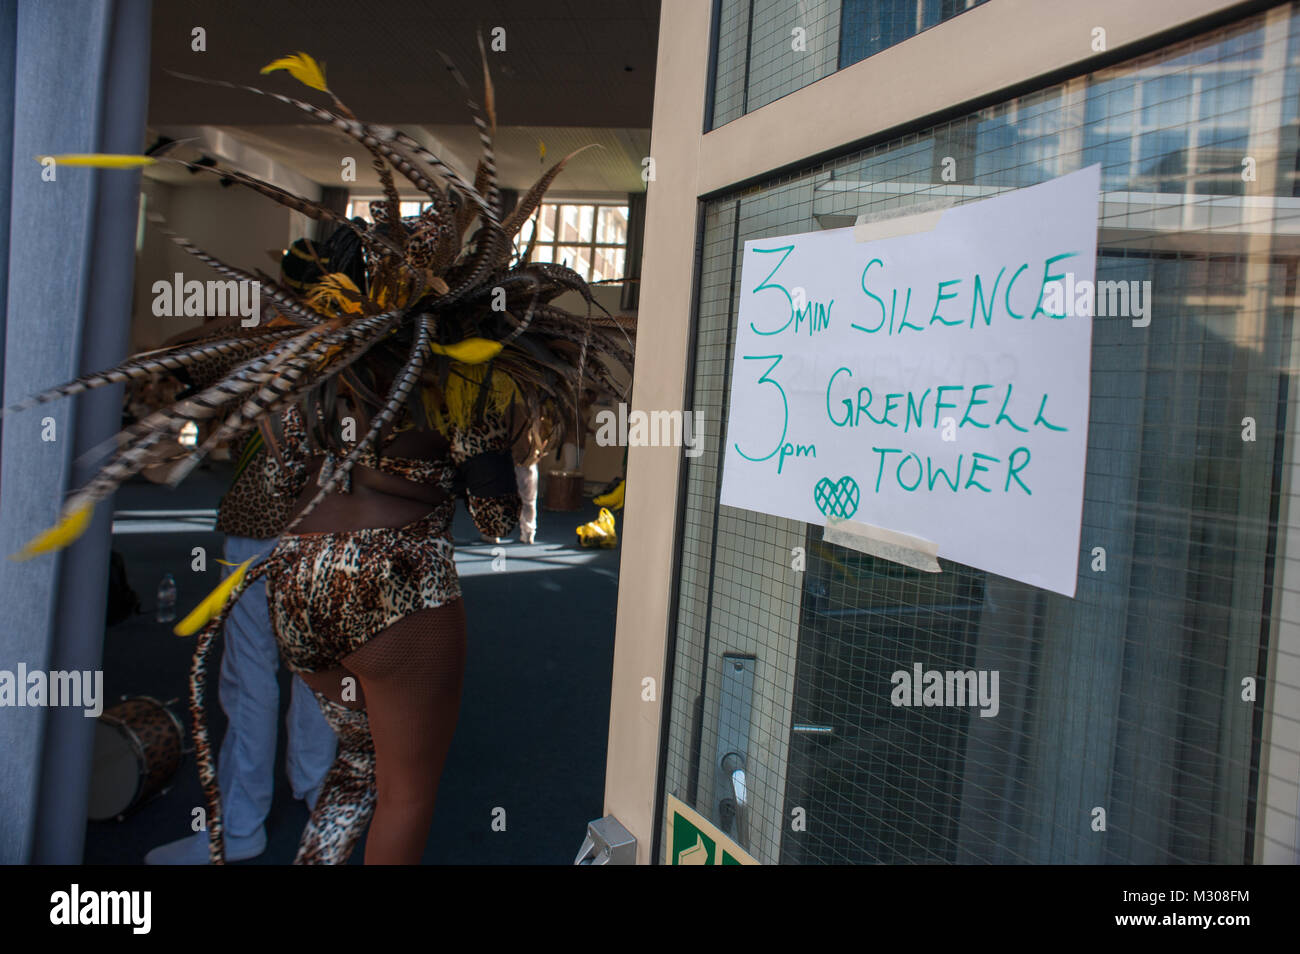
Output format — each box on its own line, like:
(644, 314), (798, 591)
(429, 337), (503, 365)
(305, 272), (364, 316)
(260, 52), (329, 93)
(39, 154), (155, 168)
(9, 502), (94, 561)
(173, 557), (254, 637)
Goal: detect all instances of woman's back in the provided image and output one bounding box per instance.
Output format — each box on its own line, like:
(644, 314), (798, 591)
(274, 397), (520, 538)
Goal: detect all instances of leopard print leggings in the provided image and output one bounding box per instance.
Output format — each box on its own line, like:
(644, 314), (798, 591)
(294, 694), (377, 864)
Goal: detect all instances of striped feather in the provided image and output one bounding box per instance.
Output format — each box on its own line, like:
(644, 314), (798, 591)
(69, 330), (334, 504)
(164, 70), (476, 206)
(167, 311), (403, 484)
(501, 145), (600, 240)
(152, 220), (324, 327)
(162, 157), (408, 263)
(372, 159), (407, 246)
(0, 329), (295, 417)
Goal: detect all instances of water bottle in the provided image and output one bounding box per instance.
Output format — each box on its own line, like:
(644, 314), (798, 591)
(156, 573), (177, 624)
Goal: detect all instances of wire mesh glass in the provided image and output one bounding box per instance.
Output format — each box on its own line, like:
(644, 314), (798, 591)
(666, 5), (1300, 864)
(710, 0), (990, 129)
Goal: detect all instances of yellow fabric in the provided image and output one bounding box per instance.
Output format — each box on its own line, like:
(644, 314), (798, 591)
(427, 361), (519, 435)
(593, 479), (625, 510)
(576, 507), (618, 548)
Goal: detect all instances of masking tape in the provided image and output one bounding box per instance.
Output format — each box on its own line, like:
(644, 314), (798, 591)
(853, 196), (956, 243)
(822, 518), (941, 573)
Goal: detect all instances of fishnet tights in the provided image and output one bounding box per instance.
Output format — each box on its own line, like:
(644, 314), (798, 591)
(296, 599), (467, 864)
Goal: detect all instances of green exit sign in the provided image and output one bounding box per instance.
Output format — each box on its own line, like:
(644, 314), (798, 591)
(667, 795), (759, 865)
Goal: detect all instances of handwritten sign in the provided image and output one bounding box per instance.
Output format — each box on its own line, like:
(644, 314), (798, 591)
(719, 166), (1100, 597)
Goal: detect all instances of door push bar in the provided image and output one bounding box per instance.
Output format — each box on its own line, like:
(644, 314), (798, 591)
(574, 815), (637, 864)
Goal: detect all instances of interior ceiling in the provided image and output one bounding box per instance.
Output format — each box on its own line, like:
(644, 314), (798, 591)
(152, 123), (652, 194)
(147, 0), (659, 193)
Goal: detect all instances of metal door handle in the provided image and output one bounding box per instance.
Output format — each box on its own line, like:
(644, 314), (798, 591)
(716, 654), (756, 851)
(719, 751), (747, 848)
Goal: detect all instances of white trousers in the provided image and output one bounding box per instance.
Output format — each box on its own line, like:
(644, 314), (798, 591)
(515, 463), (539, 542)
(217, 535), (337, 837)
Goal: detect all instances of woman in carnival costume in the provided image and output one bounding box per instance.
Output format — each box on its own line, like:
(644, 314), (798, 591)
(9, 48), (633, 864)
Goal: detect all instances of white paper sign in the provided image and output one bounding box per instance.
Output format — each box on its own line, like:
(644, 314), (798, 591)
(719, 165), (1101, 597)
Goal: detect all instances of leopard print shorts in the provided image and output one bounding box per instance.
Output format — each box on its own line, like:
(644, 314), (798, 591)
(262, 502), (460, 674)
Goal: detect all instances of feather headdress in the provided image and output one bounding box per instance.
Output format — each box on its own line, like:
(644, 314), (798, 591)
(8, 46), (634, 555)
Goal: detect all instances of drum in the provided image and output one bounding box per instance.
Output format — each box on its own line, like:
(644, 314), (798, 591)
(543, 470), (585, 511)
(88, 696), (185, 821)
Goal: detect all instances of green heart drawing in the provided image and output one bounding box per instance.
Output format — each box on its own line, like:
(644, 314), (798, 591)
(813, 475), (860, 520)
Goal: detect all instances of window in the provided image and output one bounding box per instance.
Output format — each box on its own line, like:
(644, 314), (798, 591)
(710, 0), (990, 129)
(518, 202), (629, 283)
(668, 6), (1299, 864)
(342, 199), (631, 284)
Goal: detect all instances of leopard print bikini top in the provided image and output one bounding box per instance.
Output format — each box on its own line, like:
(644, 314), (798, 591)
(296, 407), (457, 494)
(317, 437), (456, 495)
(221, 397), (518, 545)
(264, 397), (512, 503)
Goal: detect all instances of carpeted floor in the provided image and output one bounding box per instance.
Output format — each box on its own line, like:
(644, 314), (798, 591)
(84, 464), (621, 865)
